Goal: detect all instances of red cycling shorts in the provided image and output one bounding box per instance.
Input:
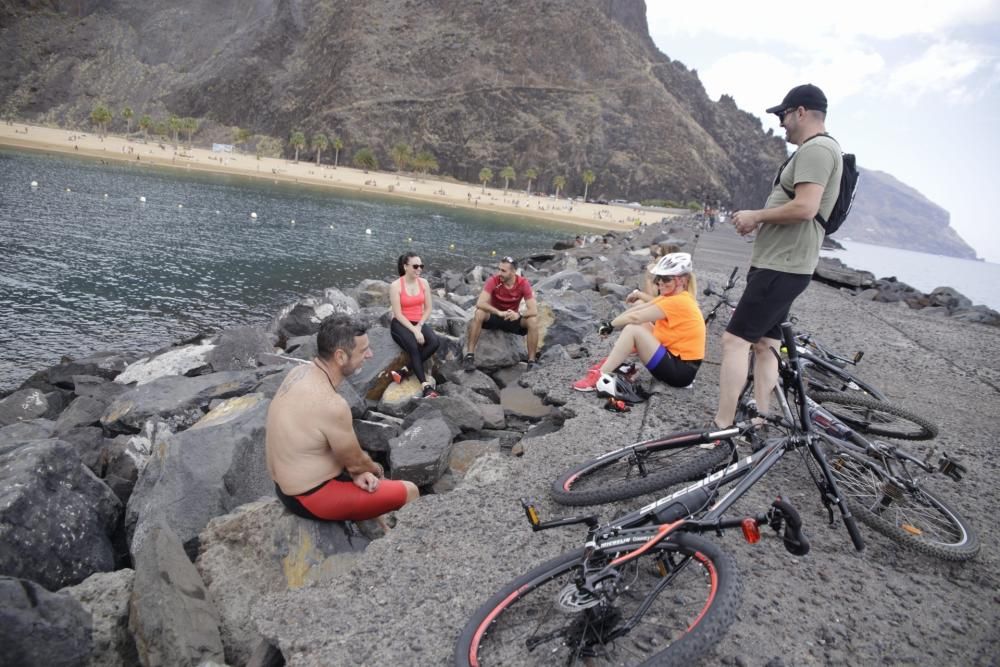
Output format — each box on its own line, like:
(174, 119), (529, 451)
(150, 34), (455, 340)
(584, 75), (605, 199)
(276, 475), (409, 522)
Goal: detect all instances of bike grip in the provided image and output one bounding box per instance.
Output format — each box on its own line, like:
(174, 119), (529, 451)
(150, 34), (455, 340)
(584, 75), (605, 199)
(728, 266), (738, 284)
(843, 514), (866, 552)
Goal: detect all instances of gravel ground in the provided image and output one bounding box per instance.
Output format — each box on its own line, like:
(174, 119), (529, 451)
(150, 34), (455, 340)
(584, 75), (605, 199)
(254, 228), (1000, 666)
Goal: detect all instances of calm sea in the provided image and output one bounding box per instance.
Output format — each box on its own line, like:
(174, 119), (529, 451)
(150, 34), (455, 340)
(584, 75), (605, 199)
(0, 148), (573, 391)
(821, 240), (1000, 311)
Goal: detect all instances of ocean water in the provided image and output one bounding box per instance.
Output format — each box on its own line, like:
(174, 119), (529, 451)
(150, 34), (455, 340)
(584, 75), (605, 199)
(0, 148), (573, 391)
(822, 240), (1000, 311)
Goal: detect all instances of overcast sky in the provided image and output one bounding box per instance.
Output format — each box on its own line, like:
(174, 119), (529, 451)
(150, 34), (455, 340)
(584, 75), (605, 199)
(646, 1), (1000, 262)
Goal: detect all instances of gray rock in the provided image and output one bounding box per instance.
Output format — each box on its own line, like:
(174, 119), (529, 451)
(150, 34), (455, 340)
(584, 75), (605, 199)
(376, 378), (420, 418)
(207, 326), (276, 371)
(0, 418), (56, 452)
(283, 334), (317, 359)
(354, 418), (402, 454)
(477, 403), (507, 430)
(58, 426), (108, 474)
(272, 290), (361, 339)
(0, 576), (93, 667)
(72, 374), (128, 402)
(400, 402), (462, 438)
(346, 325), (409, 399)
(388, 415), (455, 486)
(114, 342), (215, 386)
(101, 368), (269, 434)
(129, 521), (225, 667)
(0, 387), (50, 426)
(407, 394), (484, 433)
(55, 395), (110, 433)
(538, 298), (596, 347)
(927, 286), (973, 312)
(438, 364), (501, 402)
(599, 282), (632, 299)
(467, 329), (526, 370)
(125, 394), (271, 555)
(814, 257), (876, 288)
(63, 569), (139, 667)
(0, 439), (121, 589)
(195, 499), (371, 665)
(47, 353), (127, 388)
(533, 269), (595, 292)
(356, 278), (391, 308)
(448, 438), (501, 478)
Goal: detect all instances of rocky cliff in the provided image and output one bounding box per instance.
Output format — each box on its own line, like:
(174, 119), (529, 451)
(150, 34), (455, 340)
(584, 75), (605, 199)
(845, 168), (976, 259)
(0, 0), (785, 205)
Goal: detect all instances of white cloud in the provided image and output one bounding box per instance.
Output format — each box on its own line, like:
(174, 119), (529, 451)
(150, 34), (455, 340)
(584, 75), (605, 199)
(886, 41), (994, 104)
(647, 0), (1000, 46)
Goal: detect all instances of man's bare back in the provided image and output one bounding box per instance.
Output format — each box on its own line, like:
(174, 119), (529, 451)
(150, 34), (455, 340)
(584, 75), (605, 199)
(266, 363), (360, 495)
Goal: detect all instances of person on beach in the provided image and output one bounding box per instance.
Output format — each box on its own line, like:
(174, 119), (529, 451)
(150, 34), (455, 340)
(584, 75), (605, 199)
(573, 253), (705, 396)
(463, 255), (540, 371)
(388, 252), (441, 398)
(713, 84), (843, 430)
(266, 314), (419, 525)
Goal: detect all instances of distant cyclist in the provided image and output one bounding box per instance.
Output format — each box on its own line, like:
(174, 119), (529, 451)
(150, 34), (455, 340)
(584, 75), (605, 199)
(573, 253), (706, 398)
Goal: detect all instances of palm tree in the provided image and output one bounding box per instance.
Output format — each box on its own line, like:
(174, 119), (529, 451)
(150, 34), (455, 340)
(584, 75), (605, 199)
(167, 115), (182, 147)
(138, 114), (152, 140)
(524, 167), (538, 195)
(122, 107), (134, 135)
(390, 143), (413, 172)
(90, 103), (112, 137)
(581, 169), (596, 201)
(182, 117), (199, 148)
(412, 149), (439, 174)
(312, 133), (328, 165)
(154, 121), (168, 141)
(287, 131), (305, 162)
(232, 127), (252, 153)
(352, 147), (378, 170)
(332, 137), (343, 167)
(479, 167), (493, 193)
(256, 136), (282, 159)
(553, 175), (567, 198)
(500, 166), (516, 195)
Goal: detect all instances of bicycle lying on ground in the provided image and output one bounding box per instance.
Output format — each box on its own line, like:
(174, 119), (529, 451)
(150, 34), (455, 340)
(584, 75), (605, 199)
(791, 328), (887, 400)
(551, 346), (969, 559)
(456, 323), (879, 665)
(702, 266), (739, 330)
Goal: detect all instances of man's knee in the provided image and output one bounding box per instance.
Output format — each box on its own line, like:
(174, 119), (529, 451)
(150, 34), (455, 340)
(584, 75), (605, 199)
(523, 316), (538, 332)
(401, 480), (419, 503)
(721, 331), (752, 353)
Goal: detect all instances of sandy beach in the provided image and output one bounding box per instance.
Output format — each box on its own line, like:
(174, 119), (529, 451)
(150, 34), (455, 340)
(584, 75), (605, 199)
(0, 122), (675, 233)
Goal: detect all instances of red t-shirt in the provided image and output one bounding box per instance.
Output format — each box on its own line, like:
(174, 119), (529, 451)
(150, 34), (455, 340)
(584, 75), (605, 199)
(484, 274), (534, 312)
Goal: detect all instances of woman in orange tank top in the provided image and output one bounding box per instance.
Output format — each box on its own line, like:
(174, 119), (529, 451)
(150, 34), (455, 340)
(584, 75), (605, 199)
(389, 252), (441, 397)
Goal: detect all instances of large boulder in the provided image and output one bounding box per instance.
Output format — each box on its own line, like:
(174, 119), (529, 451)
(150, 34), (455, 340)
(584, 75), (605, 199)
(0, 418), (56, 452)
(0, 439), (122, 589)
(537, 298), (596, 348)
(355, 415), (403, 454)
(272, 289), (360, 339)
(388, 415), (455, 486)
(532, 269), (595, 292)
(0, 576), (93, 666)
(346, 325), (409, 399)
(927, 286), (973, 312)
(114, 342), (215, 386)
(403, 394), (484, 433)
(63, 569), (139, 667)
(207, 326), (276, 372)
(46, 351), (131, 389)
(129, 521), (225, 667)
(813, 257), (876, 289)
(55, 395), (111, 433)
(0, 387), (50, 426)
(466, 329), (526, 370)
(72, 374), (128, 402)
(356, 278), (391, 308)
(101, 368), (273, 434)
(195, 499), (372, 665)
(125, 394), (272, 556)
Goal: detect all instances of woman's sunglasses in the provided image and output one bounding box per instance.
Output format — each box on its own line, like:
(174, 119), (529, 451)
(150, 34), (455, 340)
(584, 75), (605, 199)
(409, 264), (424, 269)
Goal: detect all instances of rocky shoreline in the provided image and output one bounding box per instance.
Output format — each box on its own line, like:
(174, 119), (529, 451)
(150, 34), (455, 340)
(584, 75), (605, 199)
(2, 220), (998, 666)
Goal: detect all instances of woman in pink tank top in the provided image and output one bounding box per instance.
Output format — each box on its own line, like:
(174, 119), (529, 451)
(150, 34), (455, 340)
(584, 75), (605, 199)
(388, 252), (441, 397)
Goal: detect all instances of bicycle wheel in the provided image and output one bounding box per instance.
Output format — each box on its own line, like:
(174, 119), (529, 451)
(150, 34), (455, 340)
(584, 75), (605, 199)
(551, 432), (733, 506)
(455, 532), (741, 666)
(810, 392), (937, 441)
(801, 358), (886, 401)
(823, 448), (979, 561)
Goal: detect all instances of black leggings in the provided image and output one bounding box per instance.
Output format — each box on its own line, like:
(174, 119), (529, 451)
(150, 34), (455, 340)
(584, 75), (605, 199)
(389, 319), (440, 383)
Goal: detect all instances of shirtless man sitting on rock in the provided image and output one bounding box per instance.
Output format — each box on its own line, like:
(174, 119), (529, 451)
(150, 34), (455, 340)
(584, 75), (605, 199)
(266, 314), (419, 525)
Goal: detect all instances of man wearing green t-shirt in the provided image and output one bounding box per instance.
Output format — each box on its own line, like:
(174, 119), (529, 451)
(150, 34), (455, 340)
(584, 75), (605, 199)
(713, 84), (843, 429)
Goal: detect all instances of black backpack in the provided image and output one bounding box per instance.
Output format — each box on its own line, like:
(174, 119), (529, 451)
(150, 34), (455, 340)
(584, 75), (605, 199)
(777, 133), (859, 236)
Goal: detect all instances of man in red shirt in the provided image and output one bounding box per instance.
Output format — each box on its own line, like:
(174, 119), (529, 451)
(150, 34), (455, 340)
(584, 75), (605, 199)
(464, 256), (540, 370)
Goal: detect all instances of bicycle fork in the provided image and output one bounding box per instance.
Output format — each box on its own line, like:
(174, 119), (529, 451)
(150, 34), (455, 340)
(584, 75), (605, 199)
(806, 435), (866, 552)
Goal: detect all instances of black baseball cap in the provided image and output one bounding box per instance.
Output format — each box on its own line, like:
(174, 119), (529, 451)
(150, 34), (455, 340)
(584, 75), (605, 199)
(765, 84), (828, 116)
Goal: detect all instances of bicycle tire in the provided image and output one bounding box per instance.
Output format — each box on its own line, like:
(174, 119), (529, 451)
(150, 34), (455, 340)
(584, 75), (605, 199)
(823, 448), (979, 561)
(454, 532), (741, 666)
(810, 391), (937, 441)
(801, 357), (886, 401)
(551, 432), (733, 506)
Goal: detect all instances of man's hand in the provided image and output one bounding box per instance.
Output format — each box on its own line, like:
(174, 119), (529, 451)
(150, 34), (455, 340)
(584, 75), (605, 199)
(353, 472), (380, 493)
(503, 309), (519, 321)
(732, 209), (762, 236)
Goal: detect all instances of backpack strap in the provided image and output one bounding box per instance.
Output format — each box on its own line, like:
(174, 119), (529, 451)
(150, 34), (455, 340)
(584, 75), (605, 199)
(775, 133), (839, 224)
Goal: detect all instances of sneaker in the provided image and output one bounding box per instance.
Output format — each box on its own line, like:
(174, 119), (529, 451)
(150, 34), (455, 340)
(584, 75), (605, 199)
(573, 367), (602, 392)
(421, 385), (439, 398)
(526, 359), (538, 370)
(588, 357), (608, 372)
(463, 353), (475, 372)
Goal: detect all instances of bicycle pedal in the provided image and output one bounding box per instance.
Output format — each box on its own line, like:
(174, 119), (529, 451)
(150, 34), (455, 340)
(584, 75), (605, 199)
(937, 454), (966, 482)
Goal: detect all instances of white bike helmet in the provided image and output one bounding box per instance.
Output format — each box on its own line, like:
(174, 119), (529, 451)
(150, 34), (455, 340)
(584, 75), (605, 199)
(650, 252), (693, 276)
